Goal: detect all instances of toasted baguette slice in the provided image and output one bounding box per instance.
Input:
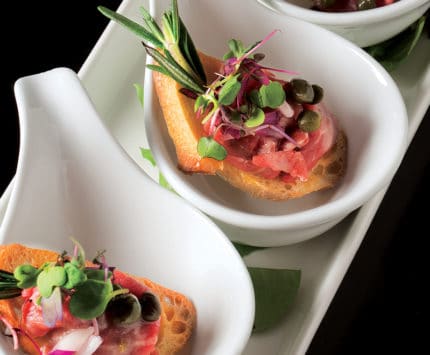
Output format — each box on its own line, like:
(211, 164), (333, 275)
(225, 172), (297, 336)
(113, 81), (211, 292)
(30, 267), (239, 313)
(153, 52), (347, 200)
(0, 244), (196, 355)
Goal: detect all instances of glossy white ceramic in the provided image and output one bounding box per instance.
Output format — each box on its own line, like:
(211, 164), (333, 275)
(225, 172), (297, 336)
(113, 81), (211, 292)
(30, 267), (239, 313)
(0, 68), (254, 355)
(256, 0), (430, 47)
(144, 0), (409, 246)
(1, 2), (429, 353)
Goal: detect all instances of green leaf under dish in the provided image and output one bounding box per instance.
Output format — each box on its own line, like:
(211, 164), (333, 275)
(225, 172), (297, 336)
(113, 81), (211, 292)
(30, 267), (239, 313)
(249, 267), (301, 332)
(365, 14), (428, 72)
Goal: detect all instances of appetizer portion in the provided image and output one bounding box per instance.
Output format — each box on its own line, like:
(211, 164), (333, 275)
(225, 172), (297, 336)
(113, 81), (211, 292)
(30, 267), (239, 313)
(312, 0), (397, 12)
(0, 242), (195, 354)
(99, 0), (347, 200)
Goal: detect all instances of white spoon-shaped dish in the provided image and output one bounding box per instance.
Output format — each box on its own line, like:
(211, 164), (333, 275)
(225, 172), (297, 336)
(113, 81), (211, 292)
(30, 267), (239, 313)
(0, 68), (254, 355)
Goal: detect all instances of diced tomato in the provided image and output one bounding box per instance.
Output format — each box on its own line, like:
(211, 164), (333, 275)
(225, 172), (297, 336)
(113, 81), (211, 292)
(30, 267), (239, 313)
(95, 319), (160, 355)
(113, 270), (149, 298)
(257, 136), (278, 154)
(375, 0), (395, 6)
(281, 173), (297, 184)
(226, 155), (279, 179)
(281, 130), (310, 151)
(21, 288), (90, 338)
(300, 106), (336, 170)
(223, 135), (260, 160)
(252, 150), (308, 180)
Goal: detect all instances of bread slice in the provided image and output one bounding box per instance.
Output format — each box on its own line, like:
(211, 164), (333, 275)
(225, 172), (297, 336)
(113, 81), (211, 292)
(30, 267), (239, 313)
(152, 52), (347, 200)
(0, 244), (196, 354)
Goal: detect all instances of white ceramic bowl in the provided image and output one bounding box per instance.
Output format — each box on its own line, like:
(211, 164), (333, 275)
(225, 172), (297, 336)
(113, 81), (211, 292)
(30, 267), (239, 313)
(0, 68), (254, 355)
(256, 0), (430, 47)
(144, 0), (408, 247)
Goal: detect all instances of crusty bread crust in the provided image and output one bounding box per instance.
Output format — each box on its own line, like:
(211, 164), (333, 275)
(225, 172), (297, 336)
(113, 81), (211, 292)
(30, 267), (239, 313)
(0, 244), (195, 355)
(152, 52), (347, 200)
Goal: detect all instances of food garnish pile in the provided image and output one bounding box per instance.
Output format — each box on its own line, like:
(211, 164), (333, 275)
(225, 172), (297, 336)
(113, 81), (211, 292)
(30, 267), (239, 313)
(0, 242), (195, 354)
(99, 0), (346, 200)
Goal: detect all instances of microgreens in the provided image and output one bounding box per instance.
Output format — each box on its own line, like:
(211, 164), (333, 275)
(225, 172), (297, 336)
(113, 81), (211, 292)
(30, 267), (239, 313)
(134, 83), (144, 107)
(100, 2), (295, 163)
(197, 137), (227, 161)
(98, 0), (206, 93)
(0, 241), (123, 323)
(223, 39), (259, 61)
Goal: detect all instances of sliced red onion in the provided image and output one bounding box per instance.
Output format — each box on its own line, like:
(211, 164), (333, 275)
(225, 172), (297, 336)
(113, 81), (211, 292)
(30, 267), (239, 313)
(278, 101), (294, 118)
(49, 327), (102, 355)
(264, 111), (279, 125)
(224, 126), (243, 139)
(42, 286), (63, 328)
(254, 124), (298, 145)
(208, 108), (221, 135)
(92, 319), (99, 336)
(0, 315), (19, 350)
(236, 29), (280, 63)
(77, 334), (103, 355)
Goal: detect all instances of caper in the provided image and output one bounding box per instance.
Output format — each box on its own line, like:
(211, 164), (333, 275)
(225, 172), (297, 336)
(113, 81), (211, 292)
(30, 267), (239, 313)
(105, 293), (142, 325)
(290, 79), (314, 104)
(357, 0), (376, 10)
(311, 85), (324, 104)
(298, 110), (321, 132)
(319, 0), (336, 8)
(253, 53), (265, 62)
(139, 292), (161, 322)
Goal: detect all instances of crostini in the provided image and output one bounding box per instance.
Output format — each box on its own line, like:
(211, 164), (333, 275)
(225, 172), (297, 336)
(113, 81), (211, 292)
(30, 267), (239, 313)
(99, 0), (347, 200)
(0, 243), (195, 355)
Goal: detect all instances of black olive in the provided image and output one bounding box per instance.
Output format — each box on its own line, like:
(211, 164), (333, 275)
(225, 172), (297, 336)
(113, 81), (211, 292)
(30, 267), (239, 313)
(105, 293), (141, 325)
(139, 292), (161, 322)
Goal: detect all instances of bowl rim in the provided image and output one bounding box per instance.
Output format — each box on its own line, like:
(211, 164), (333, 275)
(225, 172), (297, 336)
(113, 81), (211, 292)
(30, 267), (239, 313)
(258, 0), (430, 26)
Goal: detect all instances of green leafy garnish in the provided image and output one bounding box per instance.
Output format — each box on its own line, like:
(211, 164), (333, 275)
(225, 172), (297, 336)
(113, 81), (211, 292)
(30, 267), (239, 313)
(134, 83), (144, 107)
(98, 0), (206, 93)
(223, 38), (259, 60)
(140, 147), (157, 167)
(13, 264), (42, 289)
(218, 74), (241, 106)
(0, 240), (123, 323)
(245, 107), (265, 128)
(197, 137), (228, 160)
(69, 279), (114, 320)
(258, 81), (286, 109)
(140, 148), (176, 193)
(37, 266), (67, 298)
(159, 172), (174, 191)
(365, 15), (427, 72)
(250, 81), (285, 109)
(1, 270), (23, 299)
(233, 242), (267, 257)
(249, 267), (301, 332)
(63, 262), (87, 289)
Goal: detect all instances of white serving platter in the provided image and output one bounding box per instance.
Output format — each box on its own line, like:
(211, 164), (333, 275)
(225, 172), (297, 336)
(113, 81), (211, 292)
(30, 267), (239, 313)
(1, 0), (429, 354)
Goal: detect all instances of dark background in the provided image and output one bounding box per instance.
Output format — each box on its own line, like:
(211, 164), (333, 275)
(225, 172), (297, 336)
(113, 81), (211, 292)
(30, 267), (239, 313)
(1, 2), (428, 354)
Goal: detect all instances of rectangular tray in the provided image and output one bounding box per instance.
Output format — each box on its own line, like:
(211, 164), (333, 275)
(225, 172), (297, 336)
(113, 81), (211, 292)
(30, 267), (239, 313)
(1, 1), (429, 353)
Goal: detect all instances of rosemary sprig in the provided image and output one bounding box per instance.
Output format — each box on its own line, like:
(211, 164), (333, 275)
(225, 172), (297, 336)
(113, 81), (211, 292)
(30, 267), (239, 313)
(0, 270), (21, 299)
(98, 0), (206, 93)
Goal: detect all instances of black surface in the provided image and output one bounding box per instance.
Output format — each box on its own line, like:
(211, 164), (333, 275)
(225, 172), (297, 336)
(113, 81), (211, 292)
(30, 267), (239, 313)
(1, 2), (429, 354)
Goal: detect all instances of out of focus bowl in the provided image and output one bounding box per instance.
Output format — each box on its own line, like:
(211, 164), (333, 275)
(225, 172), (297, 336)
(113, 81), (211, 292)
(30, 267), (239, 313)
(256, 0), (430, 47)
